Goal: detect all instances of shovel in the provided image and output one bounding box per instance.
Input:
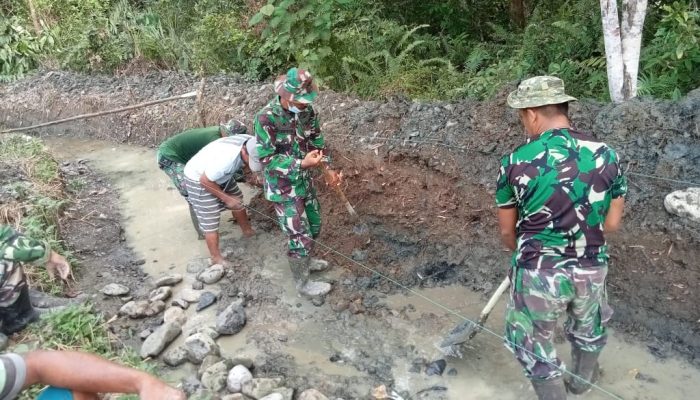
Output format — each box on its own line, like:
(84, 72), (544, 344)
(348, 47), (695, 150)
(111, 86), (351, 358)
(438, 277), (511, 357)
(320, 167), (370, 240)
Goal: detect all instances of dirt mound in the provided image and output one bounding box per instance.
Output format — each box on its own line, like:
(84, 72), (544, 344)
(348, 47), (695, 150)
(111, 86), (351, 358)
(2, 70), (699, 364)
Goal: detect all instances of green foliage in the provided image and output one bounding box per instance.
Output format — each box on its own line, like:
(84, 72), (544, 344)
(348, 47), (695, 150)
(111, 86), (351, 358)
(639, 1), (700, 99)
(0, 16), (53, 82)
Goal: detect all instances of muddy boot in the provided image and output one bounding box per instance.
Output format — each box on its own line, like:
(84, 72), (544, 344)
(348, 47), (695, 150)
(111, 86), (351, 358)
(189, 203), (205, 240)
(0, 286), (40, 335)
(531, 377), (567, 400)
(566, 348), (600, 395)
(309, 258), (330, 272)
(289, 257), (331, 297)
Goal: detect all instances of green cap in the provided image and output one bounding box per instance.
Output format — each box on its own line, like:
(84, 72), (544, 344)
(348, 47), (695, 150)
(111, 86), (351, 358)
(507, 76), (577, 109)
(274, 67), (318, 104)
(220, 119), (248, 137)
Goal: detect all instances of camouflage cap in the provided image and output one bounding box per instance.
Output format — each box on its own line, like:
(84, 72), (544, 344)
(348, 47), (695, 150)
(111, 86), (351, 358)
(220, 119), (248, 137)
(274, 67), (318, 104)
(507, 76), (577, 109)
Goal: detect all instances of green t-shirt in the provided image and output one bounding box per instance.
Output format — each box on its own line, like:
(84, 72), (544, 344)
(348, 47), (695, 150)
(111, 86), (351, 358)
(158, 126), (221, 164)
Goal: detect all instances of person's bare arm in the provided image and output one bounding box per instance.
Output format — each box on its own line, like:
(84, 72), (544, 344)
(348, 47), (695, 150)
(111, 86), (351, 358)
(497, 207), (518, 251)
(22, 351), (185, 399)
(604, 197), (625, 233)
(199, 174), (240, 209)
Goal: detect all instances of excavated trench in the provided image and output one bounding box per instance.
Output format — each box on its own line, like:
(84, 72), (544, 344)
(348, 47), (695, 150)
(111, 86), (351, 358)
(2, 70), (700, 399)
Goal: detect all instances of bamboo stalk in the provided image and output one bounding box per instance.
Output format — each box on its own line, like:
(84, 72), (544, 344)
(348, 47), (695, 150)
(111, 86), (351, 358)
(1, 91), (198, 134)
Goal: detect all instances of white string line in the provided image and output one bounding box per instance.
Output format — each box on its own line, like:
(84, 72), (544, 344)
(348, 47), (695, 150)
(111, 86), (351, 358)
(329, 133), (700, 187)
(242, 203), (624, 400)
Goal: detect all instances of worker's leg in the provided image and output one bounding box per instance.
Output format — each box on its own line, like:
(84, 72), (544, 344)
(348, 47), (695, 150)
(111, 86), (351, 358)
(565, 265), (612, 394)
(0, 263), (38, 335)
(304, 192), (329, 272)
(186, 178), (226, 265)
(504, 267), (572, 399)
(223, 179), (254, 237)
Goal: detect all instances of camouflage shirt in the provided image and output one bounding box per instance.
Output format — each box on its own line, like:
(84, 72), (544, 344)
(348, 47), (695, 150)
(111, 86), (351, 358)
(496, 128), (627, 269)
(254, 97), (327, 202)
(1, 225), (49, 289)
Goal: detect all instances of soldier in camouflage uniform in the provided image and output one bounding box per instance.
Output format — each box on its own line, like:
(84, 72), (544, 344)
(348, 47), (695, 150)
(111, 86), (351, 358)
(0, 225), (71, 335)
(254, 67), (341, 298)
(496, 76), (627, 399)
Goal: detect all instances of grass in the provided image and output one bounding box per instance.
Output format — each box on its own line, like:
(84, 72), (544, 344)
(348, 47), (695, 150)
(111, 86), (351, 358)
(11, 305), (153, 400)
(0, 134), (70, 294)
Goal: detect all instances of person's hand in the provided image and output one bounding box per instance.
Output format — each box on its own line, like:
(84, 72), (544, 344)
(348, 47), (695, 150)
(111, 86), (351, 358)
(324, 169), (342, 187)
(301, 150), (323, 169)
(246, 172), (264, 187)
(138, 376), (186, 400)
(46, 251), (71, 281)
(224, 196), (241, 210)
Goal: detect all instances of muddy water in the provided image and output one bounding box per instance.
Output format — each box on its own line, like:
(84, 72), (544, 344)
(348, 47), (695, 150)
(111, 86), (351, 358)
(47, 137), (700, 400)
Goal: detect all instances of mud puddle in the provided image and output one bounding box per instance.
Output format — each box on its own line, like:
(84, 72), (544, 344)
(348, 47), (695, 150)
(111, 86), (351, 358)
(46, 136), (700, 400)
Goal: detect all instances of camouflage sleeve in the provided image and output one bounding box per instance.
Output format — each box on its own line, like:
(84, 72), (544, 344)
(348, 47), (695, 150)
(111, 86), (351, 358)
(254, 114), (302, 178)
(610, 151), (628, 199)
(307, 108), (330, 163)
(495, 156), (516, 208)
(0, 225), (50, 264)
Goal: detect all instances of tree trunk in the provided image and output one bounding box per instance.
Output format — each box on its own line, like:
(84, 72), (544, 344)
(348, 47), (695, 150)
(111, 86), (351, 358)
(600, 0), (624, 103)
(25, 0), (41, 34)
(621, 0), (648, 99)
(510, 0), (527, 29)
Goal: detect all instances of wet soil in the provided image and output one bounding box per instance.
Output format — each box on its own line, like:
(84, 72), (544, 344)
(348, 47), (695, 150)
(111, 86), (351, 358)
(44, 137), (700, 400)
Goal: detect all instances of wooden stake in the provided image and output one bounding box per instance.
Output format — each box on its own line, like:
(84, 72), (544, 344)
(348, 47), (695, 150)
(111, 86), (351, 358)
(1, 91), (197, 134)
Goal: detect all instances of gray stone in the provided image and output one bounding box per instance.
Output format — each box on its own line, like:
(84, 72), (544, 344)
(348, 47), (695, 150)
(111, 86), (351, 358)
(180, 288), (203, 303)
(197, 325), (221, 340)
(216, 300), (246, 335)
(222, 395), (249, 400)
(163, 306), (187, 327)
(259, 394), (283, 400)
(198, 355), (223, 379)
(149, 286), (172, 302)
(227, 365), (253, 393)
(147, 300), (166, 316)
(242, 378), (284, 399)
(201, 360), (232, 392)
(229, 356), (254, 369)
(181, 376), (202, 396)
(138, 329), (152, 340)
(172, 298), (190, 309)
(299, 389), (329, 400)
(198, 264), (225, 284)
(192, 281), (205, 290)
(140, 322), (181, 358)
(101, 283), (130, 296)
(197, 291), (218, 312)
(664, 187), (700, 223)
(185, 332), (221, 364)
(155, 274), (183, 287)
(119, 300), (150, 318)
(163, 345), (189, 367)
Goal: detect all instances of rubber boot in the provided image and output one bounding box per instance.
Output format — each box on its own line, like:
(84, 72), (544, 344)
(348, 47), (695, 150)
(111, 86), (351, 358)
(309, 258), (330, 272)
(531, 377), (567, 400)
(566, 348), (601, 395)
(289, 257), (331, 297)
(189, 203), (205, 240)
(0, 286), (40, 335)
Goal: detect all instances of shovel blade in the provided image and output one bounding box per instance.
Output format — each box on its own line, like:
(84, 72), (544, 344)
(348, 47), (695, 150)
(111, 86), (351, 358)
(440, 319), (479, 348)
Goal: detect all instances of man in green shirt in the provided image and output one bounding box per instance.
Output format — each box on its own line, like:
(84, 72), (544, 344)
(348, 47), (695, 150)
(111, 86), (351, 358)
(157, 120), (247, 238)
(0, 225), (71, 335)
(496, 76), (626, 399)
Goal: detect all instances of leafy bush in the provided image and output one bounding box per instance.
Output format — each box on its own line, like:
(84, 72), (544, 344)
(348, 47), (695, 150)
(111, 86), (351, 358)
(0, 16), (52, 82)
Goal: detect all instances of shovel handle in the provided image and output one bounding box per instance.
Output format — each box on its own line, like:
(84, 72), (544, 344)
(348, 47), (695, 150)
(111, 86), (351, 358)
(320, 167), (358, 217)
(480, 277), (511, 318)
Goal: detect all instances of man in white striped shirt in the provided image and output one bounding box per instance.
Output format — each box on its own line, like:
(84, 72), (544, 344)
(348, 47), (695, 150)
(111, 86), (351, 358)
(184, 135), (262, 265)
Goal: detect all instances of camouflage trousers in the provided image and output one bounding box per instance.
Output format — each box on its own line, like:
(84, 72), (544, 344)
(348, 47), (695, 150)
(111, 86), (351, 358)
(272, 194), (321, 258)
(157, 155), (188, 197)
(504, 265), (612, 380)
(0, 260), (27, 307)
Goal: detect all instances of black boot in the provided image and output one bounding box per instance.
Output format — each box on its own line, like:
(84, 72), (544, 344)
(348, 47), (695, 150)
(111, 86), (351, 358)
(566, 348), (601, 394)
(532, 377), (567, 400)
(0, 286), (40, 335)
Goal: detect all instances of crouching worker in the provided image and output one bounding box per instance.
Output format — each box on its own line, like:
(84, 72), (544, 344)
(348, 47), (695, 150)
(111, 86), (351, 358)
(157, 120), (248, 239)
(184, 134), (262, 265)
(0, 350), (185, 399)
(0, 225), (71, 335)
